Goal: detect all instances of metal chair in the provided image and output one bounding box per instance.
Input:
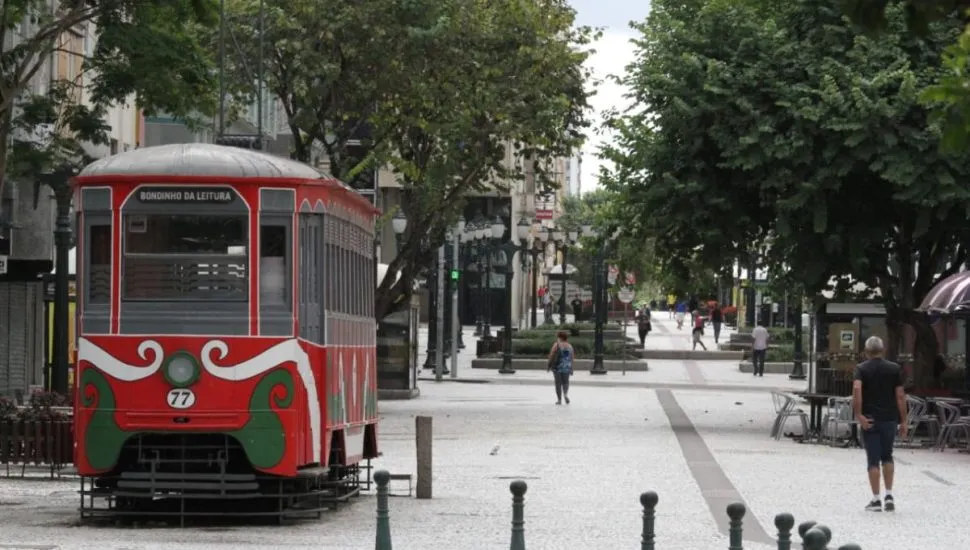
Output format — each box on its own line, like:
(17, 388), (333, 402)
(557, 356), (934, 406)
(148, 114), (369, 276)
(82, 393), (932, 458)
(935, 401), (970, 451)
(770, 391), (809, 440)
(900, 395), (939, 448)
(822, 396), (860, 447)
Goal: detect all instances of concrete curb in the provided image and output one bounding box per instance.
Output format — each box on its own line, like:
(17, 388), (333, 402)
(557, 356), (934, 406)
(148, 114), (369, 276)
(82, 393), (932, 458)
(471, 357), (649, 371)
(378, 388), (422, 400)
(738, 361), (796, 375)
(416, 377), (492, 384)
(635, 350), (744, 360)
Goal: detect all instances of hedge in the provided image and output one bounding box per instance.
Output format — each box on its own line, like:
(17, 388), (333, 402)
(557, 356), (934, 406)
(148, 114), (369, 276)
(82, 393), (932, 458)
(766, 344), (794, 362)
(507, 337), (632, 358)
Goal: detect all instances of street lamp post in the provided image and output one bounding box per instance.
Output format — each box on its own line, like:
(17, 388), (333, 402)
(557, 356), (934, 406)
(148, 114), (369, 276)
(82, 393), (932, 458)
(468, 215), (488, 337)
(547, 224), (580, 325)
(790, 294), (806, 379)
(587, 225), (616, 375)
(529, 227), (545, 328)
(39, 165), (79, 394)
(391, 210), (454, 374)
(478, 218), (494, 339)
(480, 215), (532, 375)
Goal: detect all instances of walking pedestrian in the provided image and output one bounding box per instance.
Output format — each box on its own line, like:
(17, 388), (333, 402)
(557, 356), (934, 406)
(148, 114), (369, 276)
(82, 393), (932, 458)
(547, 330), (574, 405)
(710, 303), (723, 344)
(750, 322), (769, 376)
(667, 294), (676, 318)
(691, 310), (707, 350)
(637, 305), (652, 348)
(674, 300), (687, 329)
(853, 336), (907, 512)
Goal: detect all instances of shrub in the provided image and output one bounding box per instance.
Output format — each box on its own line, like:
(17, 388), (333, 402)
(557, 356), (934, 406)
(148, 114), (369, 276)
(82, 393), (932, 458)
(766, 345), (794, 363)
(767, 328), (795, 344)
(0, 391), (72, 422)
(508, 338), (631, 358)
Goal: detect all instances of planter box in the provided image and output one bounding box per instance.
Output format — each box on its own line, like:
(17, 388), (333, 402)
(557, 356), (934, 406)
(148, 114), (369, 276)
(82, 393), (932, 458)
(476, 338), (501, 357)
(472, 357), (649, 372)
(0, 420), (73, 476)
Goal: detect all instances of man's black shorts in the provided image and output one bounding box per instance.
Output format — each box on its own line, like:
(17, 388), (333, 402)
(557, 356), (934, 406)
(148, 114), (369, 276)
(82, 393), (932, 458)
(862, 421), (898, 469)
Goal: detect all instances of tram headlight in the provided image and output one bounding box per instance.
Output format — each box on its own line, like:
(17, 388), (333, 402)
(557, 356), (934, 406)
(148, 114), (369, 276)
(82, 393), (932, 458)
(163, 352), (200, 387)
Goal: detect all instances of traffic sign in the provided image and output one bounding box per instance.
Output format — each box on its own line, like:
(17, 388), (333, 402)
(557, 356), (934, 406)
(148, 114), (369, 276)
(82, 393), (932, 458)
(607, 265), (619, 285)
(618, 287), (636, 304)
(624, 272), (636, 285)
(0, 255), (7, 275)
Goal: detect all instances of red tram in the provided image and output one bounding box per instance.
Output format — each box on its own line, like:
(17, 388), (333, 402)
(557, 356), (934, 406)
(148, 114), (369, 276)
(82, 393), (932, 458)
(71, 143), (379, 522)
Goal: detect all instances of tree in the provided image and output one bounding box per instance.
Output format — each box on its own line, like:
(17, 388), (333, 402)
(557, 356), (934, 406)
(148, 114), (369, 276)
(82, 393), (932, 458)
(603, 0), (970, 385)
(841, 1), (970, 150)
(221, 0), (595, 320)
(556, 188), (659, 288)
(1, 0), (218, 211)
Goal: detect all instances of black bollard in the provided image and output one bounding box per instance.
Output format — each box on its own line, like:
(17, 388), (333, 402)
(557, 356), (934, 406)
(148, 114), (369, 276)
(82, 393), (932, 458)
(774, 513), (794, 550)
(510, 480), (527, 550)
(813, 524), (832, 544)
(837, 545), (863, 550)
(640, 491), (659, 550)
(797, 521), (817, 542)
(726, 502), (746, 550)
(374, 470), (392, 550)
(802, 527), (828, 550)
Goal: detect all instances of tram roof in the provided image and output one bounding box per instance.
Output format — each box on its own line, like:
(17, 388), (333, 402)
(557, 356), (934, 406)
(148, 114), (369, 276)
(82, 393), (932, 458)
(77, 143), (330, 181)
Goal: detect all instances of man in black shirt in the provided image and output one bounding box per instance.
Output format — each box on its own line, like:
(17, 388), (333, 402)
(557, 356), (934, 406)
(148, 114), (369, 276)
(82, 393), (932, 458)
(852, 336), (908, 512)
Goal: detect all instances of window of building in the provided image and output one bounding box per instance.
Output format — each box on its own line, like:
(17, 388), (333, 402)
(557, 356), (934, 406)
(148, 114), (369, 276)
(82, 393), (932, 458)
(122, 214), (248, 300)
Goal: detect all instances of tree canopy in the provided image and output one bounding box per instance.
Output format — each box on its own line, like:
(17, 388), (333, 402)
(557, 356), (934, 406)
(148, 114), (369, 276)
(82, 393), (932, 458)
(221, 0), (596, 319)
(1, 0), (218, 210)
(602, 0), (970, 378)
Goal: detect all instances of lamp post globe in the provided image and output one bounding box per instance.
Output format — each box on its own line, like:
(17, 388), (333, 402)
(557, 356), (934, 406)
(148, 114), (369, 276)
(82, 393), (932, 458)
(516, 216), (532, 241)
(491, 216), (506, 240)
(391, 210), (407, 235)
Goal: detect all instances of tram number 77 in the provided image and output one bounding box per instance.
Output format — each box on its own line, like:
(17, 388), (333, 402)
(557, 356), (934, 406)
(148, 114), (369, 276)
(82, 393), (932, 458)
(166, 388), (197, 409)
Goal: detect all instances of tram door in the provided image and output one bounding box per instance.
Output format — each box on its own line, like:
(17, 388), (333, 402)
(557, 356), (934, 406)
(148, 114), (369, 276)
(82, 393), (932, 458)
(298, 213), (324, 343)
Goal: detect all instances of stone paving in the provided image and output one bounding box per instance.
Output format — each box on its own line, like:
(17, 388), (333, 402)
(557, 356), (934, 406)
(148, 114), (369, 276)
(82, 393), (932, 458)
(0, 315), (964, 549)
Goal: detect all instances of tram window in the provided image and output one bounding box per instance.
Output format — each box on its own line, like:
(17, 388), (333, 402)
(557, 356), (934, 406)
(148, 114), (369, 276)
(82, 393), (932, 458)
(88, 224), (111, 304)
(123, 214), (248, 301)
(259, 224), (288, 306)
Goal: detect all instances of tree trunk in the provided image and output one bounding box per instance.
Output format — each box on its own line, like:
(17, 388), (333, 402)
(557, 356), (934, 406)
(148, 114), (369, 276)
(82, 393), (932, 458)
(0, 112), (12, 217)
(903, 309), (938, 390)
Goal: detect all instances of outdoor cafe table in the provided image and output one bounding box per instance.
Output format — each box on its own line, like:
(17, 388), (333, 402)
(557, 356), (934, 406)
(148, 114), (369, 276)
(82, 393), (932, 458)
(793, 391), (832, 441)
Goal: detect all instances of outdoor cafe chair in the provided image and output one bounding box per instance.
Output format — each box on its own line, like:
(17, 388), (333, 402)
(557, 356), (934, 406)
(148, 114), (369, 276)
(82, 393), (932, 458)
(900, 395), (939, 448)
(770, 391), (808, 441)
(934, 401), (970, 452)
(822, 396), (860, 447)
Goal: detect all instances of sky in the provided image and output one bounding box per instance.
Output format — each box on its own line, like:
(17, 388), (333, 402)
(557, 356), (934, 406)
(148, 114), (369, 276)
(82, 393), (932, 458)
(571, 0), (652, 193)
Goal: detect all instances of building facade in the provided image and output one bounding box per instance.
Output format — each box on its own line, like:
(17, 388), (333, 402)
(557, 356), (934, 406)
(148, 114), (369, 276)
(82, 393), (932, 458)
(378, 143), (570, 328)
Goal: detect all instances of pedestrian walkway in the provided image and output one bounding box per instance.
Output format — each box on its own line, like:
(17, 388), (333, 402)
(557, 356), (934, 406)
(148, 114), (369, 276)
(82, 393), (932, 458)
(0, 375), (960, 549)
(417, 313), (803, 392)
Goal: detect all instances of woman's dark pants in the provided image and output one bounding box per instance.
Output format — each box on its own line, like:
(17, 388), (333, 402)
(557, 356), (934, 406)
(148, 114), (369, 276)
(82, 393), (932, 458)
(553, 371), (570, 400)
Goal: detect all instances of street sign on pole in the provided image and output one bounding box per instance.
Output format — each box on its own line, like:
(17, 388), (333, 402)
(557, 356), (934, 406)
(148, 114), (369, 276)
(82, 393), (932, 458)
(624, 272), (636, 286)
(607, 265), (619, 286)
(617, 287), (635, 376)
(618, 287), (636, 304)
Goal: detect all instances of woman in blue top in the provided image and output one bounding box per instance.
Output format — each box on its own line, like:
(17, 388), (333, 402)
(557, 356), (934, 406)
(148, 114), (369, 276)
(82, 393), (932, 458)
(547, 330), (574, 405)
